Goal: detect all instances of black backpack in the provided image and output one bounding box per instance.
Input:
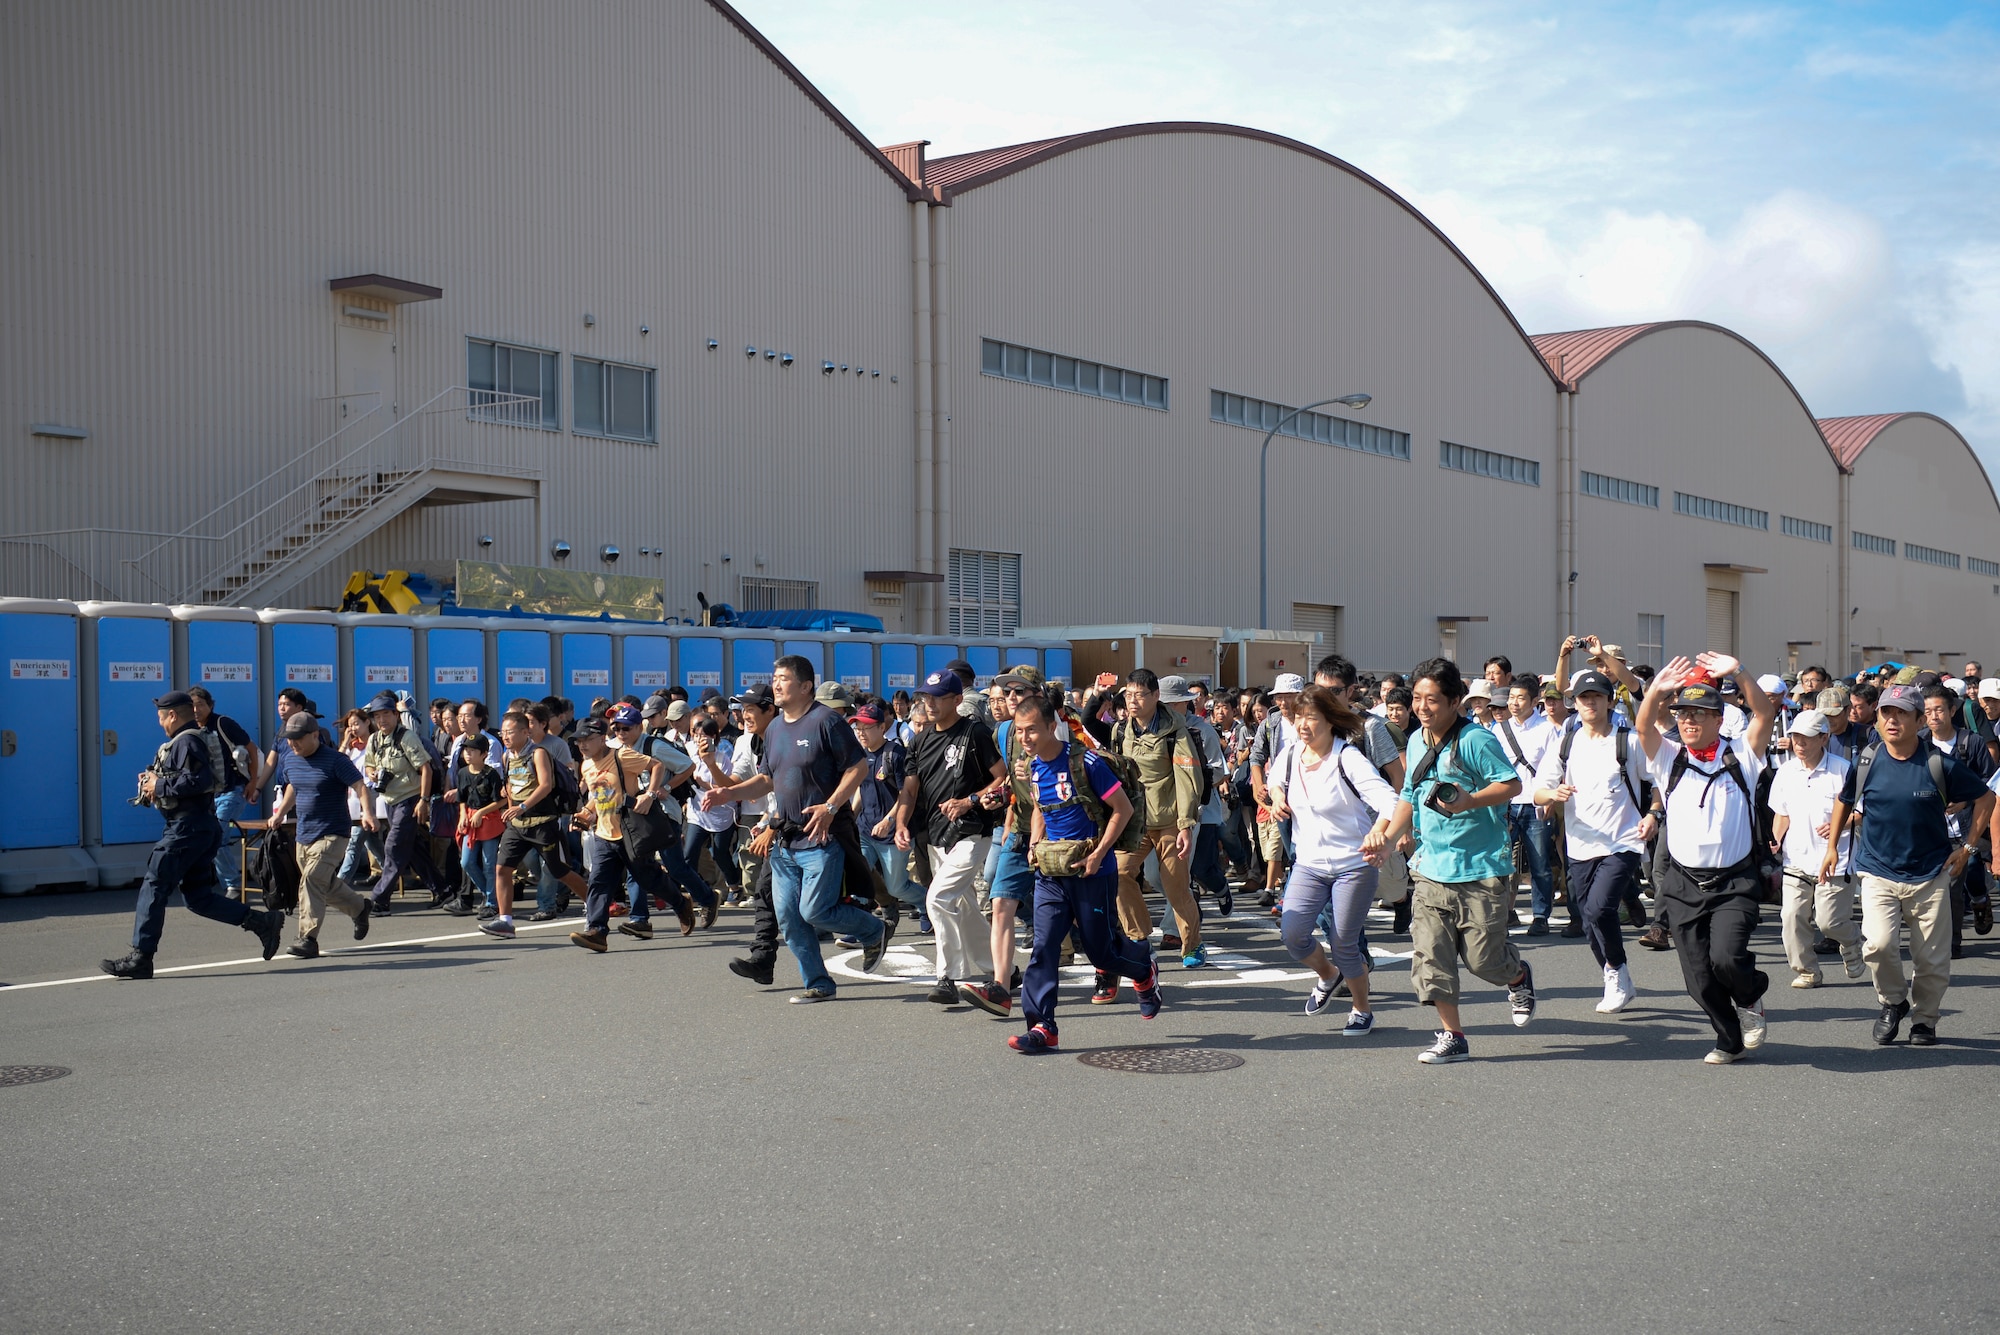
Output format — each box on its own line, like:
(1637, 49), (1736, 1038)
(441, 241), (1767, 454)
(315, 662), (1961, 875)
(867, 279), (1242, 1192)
(1853, 742), (1948, 820)
(1556, 724), (1640, 808)
(538, 741), (583, 816)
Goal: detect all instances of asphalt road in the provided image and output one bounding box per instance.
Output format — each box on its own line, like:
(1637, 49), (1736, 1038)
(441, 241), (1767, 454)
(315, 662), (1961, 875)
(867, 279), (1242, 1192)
(2, 884), (1996, 1334)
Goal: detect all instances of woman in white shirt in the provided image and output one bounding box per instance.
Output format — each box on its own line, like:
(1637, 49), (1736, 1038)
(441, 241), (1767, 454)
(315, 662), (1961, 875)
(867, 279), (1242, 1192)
(1266, 684), (1401, 1036)
(335, 708), (388, 886)
(682, 716), (741, 898)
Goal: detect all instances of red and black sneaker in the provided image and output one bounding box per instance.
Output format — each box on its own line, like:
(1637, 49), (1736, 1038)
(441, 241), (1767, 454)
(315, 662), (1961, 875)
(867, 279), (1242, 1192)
(1089, 971), (1120, 1005)
(1008, 1024), (1059, 1053)
(1134, 963), (1163, 1020)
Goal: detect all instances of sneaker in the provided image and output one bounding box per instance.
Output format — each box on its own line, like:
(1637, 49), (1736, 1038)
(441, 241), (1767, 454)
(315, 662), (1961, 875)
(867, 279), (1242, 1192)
(286, 937), (320, 960)
(1181, 943), (1208, 969)
(915, 914), (935, 936)
(1596, 963), (1636, 1013)
(352, 902), (372, 940)
(1738, 1001), (1767, 1049)
(1508, 961), (1537, 1027)
(1090, 972), (1119, 1005)
(1527, 916), (1550, 936)
(617, 919), (654, 940)
(247, 909), (283, 961)
(569, 928), (608, 953)
(1791, 971), (1822, 989)
(1872, 999), (1910, 1045)
(1910, 1022), (1938, 1046)
(1841, 939), (1867, 980)
(1703, 1047), (1746, 1065)
(476, 904), (499, 920)
(728, 957), (775, 986)
(1159, 934), (1183, 954)
(860, 928), (891, 973)
(1975, 899), (1993, 936)
(1305, 979), (1338, 1017)
(608, 901), (629, 917)
(478, 918), (516, 939)
(1257, 890), (1275, 910)
(526, 910), (558, 923)
(834, 934), (864, 950)
(1010, 965), (1023, 992)
(1217, 891), (1233, 916)
(1134, 965), (1163, 1020)
(100, 950), (154, 980)
(699, 901), (719, 930)
(1417, 1030), (1470, 1064)
(1342, 1009), (1375, 1037)
(1008, 1024), (1059, 1053)
(959, 981), (1012, 1017)
(790, 987), (835, 1004)
(926, 976), (958, 1006)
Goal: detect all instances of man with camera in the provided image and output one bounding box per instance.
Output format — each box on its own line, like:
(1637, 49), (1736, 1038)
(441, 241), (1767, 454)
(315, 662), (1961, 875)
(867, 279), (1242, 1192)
(359, 690), (444, 913)
(102, 691), (284, 979)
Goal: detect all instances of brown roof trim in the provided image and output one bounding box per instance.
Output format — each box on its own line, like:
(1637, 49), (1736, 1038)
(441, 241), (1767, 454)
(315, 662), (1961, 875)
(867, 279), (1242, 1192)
(924, 122), (1560, 388)
(329, 273), (442, 303)
(702, 0), (923, 202)
(1532, 320), (1843, 472)
(1818, 411), (2000, 516)
(863, 569), (945, 584)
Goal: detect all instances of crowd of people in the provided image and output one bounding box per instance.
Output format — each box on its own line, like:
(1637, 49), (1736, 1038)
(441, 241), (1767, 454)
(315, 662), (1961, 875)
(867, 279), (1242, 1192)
(98, 638), (1999, 1064)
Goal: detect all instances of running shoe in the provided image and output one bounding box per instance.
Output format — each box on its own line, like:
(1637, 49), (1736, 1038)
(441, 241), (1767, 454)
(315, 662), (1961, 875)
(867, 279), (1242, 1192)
(1134, 964), (1163, 1020)
(1417, 1031), (1469, 1064)
(478, 918), (517, 939)
(1181, 943), (1209, 969)
(1008, 1024), (1059, 1053)
(1305, 979), (1339, 1017)
(1703, 1047), (1746, 1064)
(617, 919), (654, 940)
(1597, 964), (1637, 1013)
(1841, 937), (1867, 980)
(959, 981), (1012, 1017)
(1342, 1009), (1375, 1037)
(860, 927), (890, 973)
(789, 987), (835, 1004)
(1508, 960), (1537, 1026)
(926, 976), (958, 1006)
(1738, 1000), (1767, 1050)
(1089, 972), (1119, 1005)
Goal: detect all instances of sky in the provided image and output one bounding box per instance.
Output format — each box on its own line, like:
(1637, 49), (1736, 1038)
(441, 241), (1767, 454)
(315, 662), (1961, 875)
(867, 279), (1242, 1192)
(735, 0), (2000, 467)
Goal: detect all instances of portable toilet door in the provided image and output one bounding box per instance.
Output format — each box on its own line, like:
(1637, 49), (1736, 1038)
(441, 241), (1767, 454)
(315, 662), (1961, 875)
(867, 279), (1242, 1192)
(1002, 644), (1040, 680)
(963, 645), (1000, 690)
(77, 601), (173, 851)
(423, 620), (487, 711)
(172, 605), (260, 746)
(879, 642), (919, 696)
(560, 631), (612, 704)
(0, 599), (85, 886)
(732, 637), (776, 694)
(1043, 645), (1073, 688)
(781, 639), (825, 683)
(343, 614), (417, 712)
(495, 627), (552, 701)
(260, 609), (340, 720)
(618, 626), (674, 700)
(921, 643), (961, 679)
(832, 639), (874, 697)
(677, 634), (723, 697)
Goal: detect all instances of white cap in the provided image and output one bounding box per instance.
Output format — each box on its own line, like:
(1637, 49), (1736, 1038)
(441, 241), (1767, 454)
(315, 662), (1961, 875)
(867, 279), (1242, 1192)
(1272, 672), (1306, 694)
(1788, 708), (1829, 736)
(1757, 673), (1786, 696)
(1943, 676), (1965, 693)
(1464, 680), (1494, 701)
(1980, 678), (2000, 702)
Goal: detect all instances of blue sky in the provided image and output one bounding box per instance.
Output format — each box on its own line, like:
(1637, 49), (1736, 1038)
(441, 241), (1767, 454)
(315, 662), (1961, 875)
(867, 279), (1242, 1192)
(737, 1), (2000, 464)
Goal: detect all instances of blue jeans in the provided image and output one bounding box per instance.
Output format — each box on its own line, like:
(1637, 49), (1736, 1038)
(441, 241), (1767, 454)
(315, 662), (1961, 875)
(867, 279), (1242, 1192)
(1190, 822), (1227, 899)
(1507, 804), (1556, 919)
(860, 834), (921, 906)
(337, 822), (383, 882)
(213, 790), (246, 892)
(653, 824), (717, 909)
(683, 823), (741, 891)
(987, 832), (1034, 903)
(461, 838), (498, 907)
(770, 843), (880, 993)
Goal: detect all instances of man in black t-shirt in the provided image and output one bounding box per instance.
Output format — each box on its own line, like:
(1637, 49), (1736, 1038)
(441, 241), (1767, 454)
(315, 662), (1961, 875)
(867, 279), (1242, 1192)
(189, 686), (260, 900)
(895, 671), (1009, 1011)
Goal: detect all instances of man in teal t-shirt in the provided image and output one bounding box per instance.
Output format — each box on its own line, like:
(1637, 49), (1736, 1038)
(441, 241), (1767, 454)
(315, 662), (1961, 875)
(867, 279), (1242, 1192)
(1368, 658), (1537, 1065)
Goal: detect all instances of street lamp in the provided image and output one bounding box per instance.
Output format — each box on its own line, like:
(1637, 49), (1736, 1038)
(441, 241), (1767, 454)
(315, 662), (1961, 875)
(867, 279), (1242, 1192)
(1259, 393), (1371, 628)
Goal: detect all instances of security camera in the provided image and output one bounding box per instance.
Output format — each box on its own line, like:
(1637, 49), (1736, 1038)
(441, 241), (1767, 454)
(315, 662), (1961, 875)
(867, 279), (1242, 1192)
(478, 533), (494, 548)
(640, 324), (651, 336)
(600, 544), (620, 563)
(551, 540), (572, 560)
(780, 353), (794, 366)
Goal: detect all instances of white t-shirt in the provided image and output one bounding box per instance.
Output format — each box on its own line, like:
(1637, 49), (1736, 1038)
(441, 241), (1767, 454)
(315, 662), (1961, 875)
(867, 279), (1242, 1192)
(1766, 751), (1853, 871)
(688, 738), (737, 832)
(1490, 712), (1555, 806)
(1647, 736), (1766, 870)
(1720, 703), (1749, 740)
(1532, 725), (1648, 859)
(1267, 739), (1400, 875)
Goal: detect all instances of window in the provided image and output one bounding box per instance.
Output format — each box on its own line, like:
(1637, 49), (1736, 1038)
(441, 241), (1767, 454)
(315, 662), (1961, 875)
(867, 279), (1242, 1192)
(1292, 603), (1342, 651)
(1674, 492), (1768, 530)
(1852, 530), (1896, 556)
(1906, 542), (1961, 569)
(1781, 516), (1832, 543)
(948, 549), (1021, 637)
(1210, 390), (1410, 459)
(573, 358), (656, 443)
(1441, 440), (1540, 486)
(981, 338), (1166, 411)
(1581, 471), (1657, 507)
(466, 337), (558, 429)
(1971, 557), (2000, 578)
(1637, 613), (1664, 666)
(738, 577), (816, 611)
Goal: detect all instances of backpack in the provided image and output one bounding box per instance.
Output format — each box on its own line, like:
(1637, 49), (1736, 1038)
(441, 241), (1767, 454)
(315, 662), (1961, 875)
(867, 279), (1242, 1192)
(537, 739), (583, 816)
(1665, 741), (1753, 805)
(248, 825), (300, 914)
(1114, 712), (1202, 821)
(1056, 711), (1148, 853)
(1557, 725), (1640, 809)
(633, 733), (691, 823)
(1180, 718), (1218, 810)
(396, 693), (448, 796)
(1853, 743), (1948, 818)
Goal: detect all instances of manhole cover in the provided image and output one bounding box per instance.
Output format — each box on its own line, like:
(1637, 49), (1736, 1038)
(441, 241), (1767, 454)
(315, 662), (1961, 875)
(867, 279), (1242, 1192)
(0, 1065), (71, 1088)
(1076, 1046), (1244, 1075)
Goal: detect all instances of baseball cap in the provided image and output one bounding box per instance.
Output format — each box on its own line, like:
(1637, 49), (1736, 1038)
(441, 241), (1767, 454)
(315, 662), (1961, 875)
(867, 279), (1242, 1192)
(1787, 709), (1829, 736)
(730, 683), (776, 711)
(1980, 678), (2000, 702)
(1756, 673), (1786, 696)
(1570, 670), (1614, 698)
(1540, 681), (1564, 700)
(945, 660), (977, 685)
(641, 693), (670, 718)
(574, 717), (608, 738)
(1271, 673), (1305, 695)
(917, 670), (963, 697)
(1671, 683), (1725, 712)
(852, 700), (888, 725)
(993, 664), (1044, 690)
(1718, 677), (1742, 697)
(665, 700), (691, 720)
(283, 711), (319, 738)
(1816, 685), (1851, 712)
(1156, 674), (1195, 703)
(815, 681), (853, 710)
(154, 689), (194, 711)
(1464, 680), (1495, 702)
(699, 687), (723, 704)
(606, 703), (641, 728)
(1878, 684), (1923, 715)
(363, 690), (401, 714)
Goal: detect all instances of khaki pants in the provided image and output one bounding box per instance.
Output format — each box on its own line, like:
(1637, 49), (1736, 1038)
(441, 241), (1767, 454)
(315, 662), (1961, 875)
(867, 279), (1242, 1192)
(1781, 866), (1856, 978)
(297, 833), (368, 941)
(1116, 827), (1202, 950)
(925, 837), (994, 983)
(1410, 874), (1523, 1005)
(1860, 871), (1952, 1025)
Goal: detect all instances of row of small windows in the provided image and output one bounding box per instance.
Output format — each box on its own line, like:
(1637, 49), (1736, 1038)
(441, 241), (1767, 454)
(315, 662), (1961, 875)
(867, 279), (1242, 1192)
(980, 339), (1167, 410)
(467, 337), (657, 443)
(1210, 392), (1411, 459)
(1906, 542), (1961, 570)
(1441, 441), (1539, 487)
(1674, 492), (1768, 530)
(1852, 531), (1897, 556)
(1781, 515), (1833, 544)
(1972, 557), (2000, 578)
(1580, 470), (1656, 507)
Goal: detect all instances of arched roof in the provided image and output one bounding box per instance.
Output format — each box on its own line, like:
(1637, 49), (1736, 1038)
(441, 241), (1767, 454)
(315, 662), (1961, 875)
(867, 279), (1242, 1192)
(916, 122), (1563, 388)
(1531, 321), (1843, 471)
(1818, 412), (2000, 513)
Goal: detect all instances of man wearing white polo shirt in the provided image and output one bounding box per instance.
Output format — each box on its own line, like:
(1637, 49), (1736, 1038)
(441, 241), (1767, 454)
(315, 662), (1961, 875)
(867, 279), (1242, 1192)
(1766, 709), (1863, 988)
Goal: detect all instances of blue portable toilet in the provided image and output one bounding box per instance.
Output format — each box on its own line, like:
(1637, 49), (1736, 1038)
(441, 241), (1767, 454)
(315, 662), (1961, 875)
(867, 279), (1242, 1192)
(879, 642), (919, 695)
(421, 617), (487, 711)
(781, 639), (825, 681)
(617, 625), (674, 699)
(560, 631), (612, 702)
(922, 642), (961, 679)
(260, 608), (340, 721)
(0, 598), (93, 893)
(77, 601), (174, 881)
(172, 605), (260, 743)
(832, 639), (874, 696)
(340, 613), (418, 711)
(732, 637), (776, 693)
(495, 626), (552, 700)
(963, 645), (1000, 689)
(678, 635), (723, 696)
(1003, 645), (1039, 675)
(1044, 645), (1073, 687)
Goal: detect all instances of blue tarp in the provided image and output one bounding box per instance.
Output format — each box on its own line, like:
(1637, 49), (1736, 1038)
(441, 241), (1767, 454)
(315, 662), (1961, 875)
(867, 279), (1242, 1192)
(728, 609), (884, 633)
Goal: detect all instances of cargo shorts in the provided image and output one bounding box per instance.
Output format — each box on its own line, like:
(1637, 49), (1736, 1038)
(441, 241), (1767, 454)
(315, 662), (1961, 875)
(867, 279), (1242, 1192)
(1410, 873), (1525, 1005)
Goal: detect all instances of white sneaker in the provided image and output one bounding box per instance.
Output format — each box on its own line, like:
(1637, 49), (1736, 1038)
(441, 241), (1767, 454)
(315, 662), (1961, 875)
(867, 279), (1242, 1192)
(1738, 1001), (1768, 1049)
(1703, 1047), (1746, 1064)
(1841, 939), (1867, 981)
(1595, 963), (1636, 1013)
(1791, 971), (1822, 989)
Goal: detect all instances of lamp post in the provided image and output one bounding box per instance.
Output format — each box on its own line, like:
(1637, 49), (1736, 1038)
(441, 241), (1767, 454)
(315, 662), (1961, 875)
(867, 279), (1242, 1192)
(1259, 393), (1372, 628)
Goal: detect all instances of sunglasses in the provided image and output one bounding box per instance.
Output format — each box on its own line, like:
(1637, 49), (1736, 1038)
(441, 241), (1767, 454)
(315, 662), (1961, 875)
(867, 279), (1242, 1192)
(1001, 686), (1031, 698)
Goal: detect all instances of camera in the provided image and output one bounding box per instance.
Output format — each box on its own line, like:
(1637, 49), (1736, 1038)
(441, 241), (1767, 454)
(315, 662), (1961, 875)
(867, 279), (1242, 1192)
(1423, 780), (1462, 816)
(130, 771), (155, 807)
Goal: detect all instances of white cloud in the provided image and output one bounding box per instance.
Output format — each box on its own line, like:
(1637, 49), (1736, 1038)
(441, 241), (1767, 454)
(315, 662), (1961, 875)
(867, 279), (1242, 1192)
(1919, 243), (2000, 442)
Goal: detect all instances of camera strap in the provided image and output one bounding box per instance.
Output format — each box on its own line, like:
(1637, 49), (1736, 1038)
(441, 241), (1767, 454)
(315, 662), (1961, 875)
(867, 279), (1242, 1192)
(1408, 717), (1466, 796)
